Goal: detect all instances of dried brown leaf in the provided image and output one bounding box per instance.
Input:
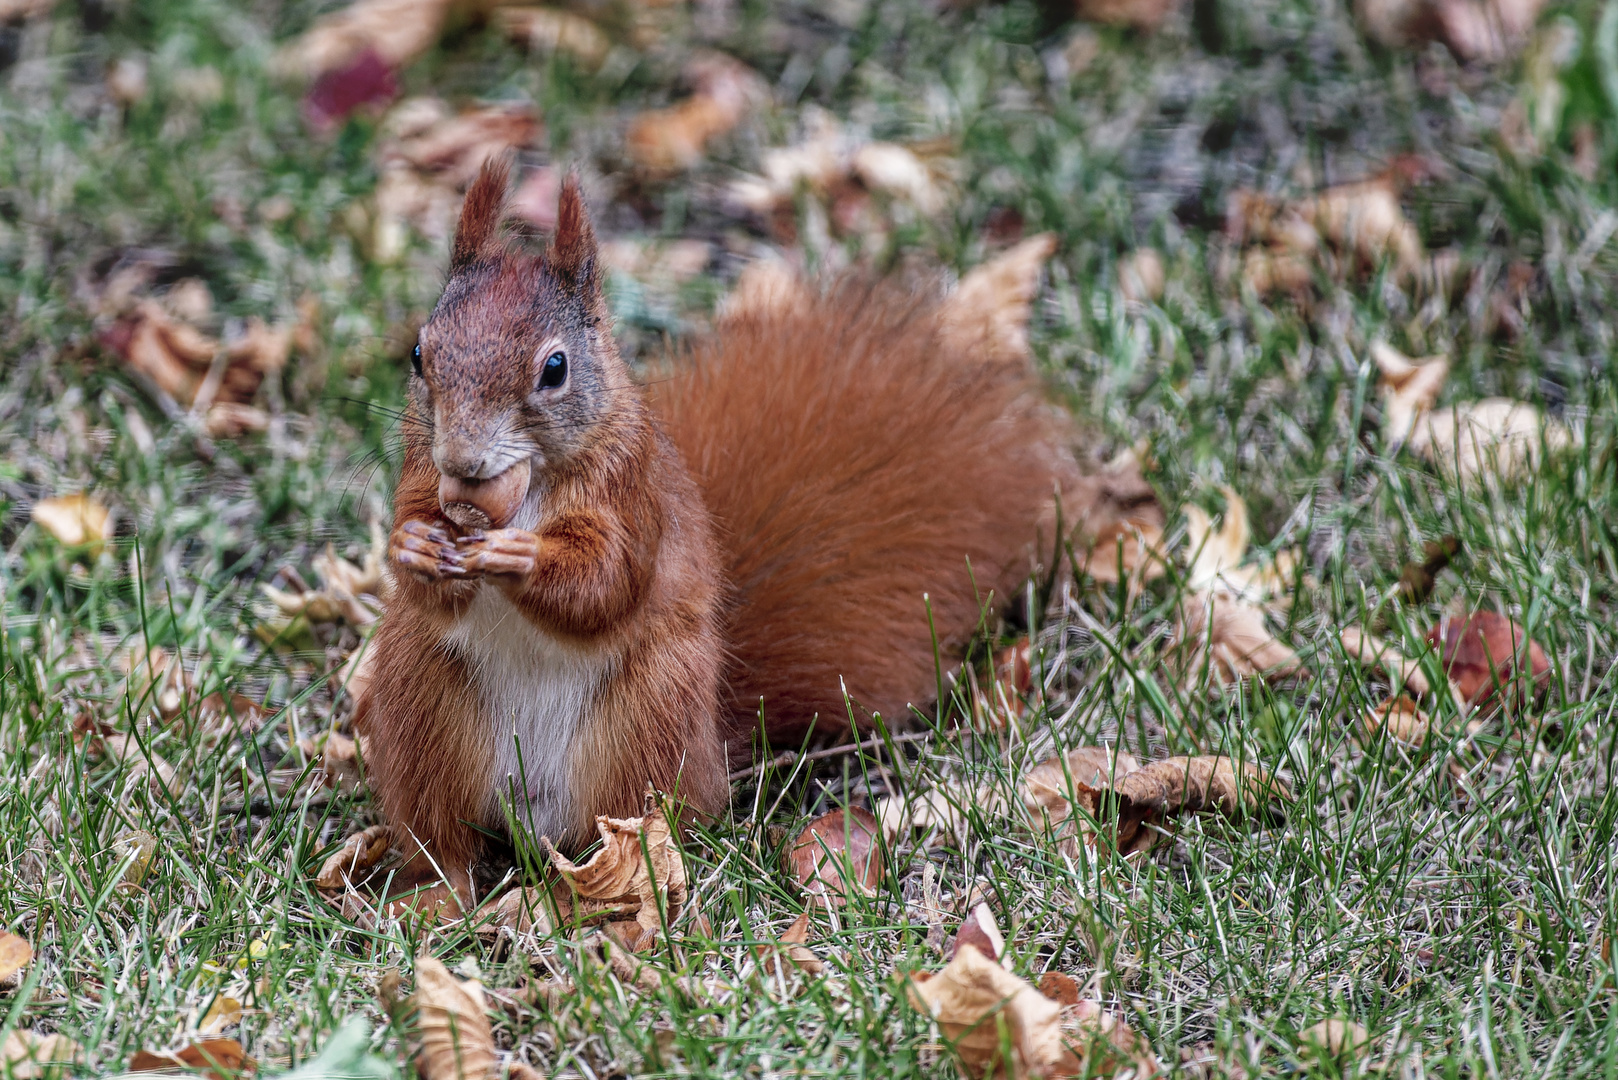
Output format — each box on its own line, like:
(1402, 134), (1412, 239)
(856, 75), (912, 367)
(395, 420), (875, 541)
(908, 944), (1066, 1077)
(1075, 0), (1180, 30)
(481, 886), (558, 937)
(1059, 1000), (1164, 1078)
(130, 1038), (250, 1080)
(1118, 247), (1166, 303)
(758, 911), (824, 977)
(951, 903), (1006, 963)
(942, 234), (1058, 361)
(0, 932), (33, 985)
(315, 824), (390, 890)
(1372, 341), (1450, 447)
(1426, 611), (1551, 709)
(1111, 756), (1289, 854)
(1340, 627), (1433, 697)
(1361, 695), (1434, 746)
(548, 804), (687, 949)
(1298, 1019), (1371, 1063)
(1409, 398), (1574, 486)
(1181, 591), (1306, 684)
(412, 955), (494, 1080)
(272, 0), (454, 79)
(495, 7), (610, 67)
(31, 495), (110, 551)
(788, 807), (884, 907)
(626, 54), (764, 174)
(2, 1032), (82, 1079)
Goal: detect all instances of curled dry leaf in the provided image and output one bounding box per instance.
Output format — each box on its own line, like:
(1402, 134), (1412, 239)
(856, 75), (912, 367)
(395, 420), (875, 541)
(0, 931), (33, 985)
(412, 955), (495, 1080)
(263, 536), (384, 629)
(1298, 1018), (1371, 1063)
(1230, 178), (1422, 295)
(1038, 971), (1081, 1006)
(548, 803), (687, 950)
(2, 1032), (83, 1079)
(1112, 756), (1290, 855)
(941, 234), (1058, 362)
(1361, 695), (1435, 746)
(789, 806), (884, 907)
(495, 7), (611, 67)
(1180, 591), (1306, 684)
(1372, 341), (1450, 447)
(481, 886), (556, 937)
(1061, 1000), (1164, 1079)
(1118, 247), (1166, 304)
(315, 824), (391, 890)
(1426, 611), (1550, 709)
(626, 53), (765, 174)
(100, 301), (288, 425)
(876, 783), (997, 848)
(130, 1038), (250, 1080)
(758, 911), (824, 977)
(1072, 448), (1167, 586)
(908, 943), (1066, 1077)
(1022, 745), (1143, 850)
(1340, 626), (1434, 697)
(31, 494), (110, 551)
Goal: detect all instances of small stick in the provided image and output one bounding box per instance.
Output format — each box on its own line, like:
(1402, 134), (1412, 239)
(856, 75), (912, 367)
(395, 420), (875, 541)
(727, 730), (939, 783)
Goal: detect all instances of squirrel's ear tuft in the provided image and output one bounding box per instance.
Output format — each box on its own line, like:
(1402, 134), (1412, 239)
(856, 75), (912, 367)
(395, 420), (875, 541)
(450, 157), (511, 273)
(549, 172), (597, 290)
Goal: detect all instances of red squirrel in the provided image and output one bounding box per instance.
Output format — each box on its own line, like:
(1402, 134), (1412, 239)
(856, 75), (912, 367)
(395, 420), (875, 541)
(357, 160), (1087, 905)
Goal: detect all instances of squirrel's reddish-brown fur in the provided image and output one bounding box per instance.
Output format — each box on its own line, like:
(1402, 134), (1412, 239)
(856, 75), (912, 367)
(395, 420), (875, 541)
(652, 278), (1077, 744)
(357, 161), (1085, 907)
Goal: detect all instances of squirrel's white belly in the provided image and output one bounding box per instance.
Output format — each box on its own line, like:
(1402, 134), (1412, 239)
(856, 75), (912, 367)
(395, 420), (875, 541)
(442, 586), (614, 843)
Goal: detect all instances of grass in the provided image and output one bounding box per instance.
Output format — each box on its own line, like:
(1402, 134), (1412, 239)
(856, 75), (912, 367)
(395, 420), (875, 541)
(1, 0), (1616, 1075)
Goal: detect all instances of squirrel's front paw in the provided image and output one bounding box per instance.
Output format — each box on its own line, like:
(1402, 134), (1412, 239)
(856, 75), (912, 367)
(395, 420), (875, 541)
(389, 519), (466, 582)
(455, 528), (540, 581)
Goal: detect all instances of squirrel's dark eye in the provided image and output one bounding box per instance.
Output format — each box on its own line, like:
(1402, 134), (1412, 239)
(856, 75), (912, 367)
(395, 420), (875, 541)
(539, 350), (567, 390)
(411, 344), (423, 378)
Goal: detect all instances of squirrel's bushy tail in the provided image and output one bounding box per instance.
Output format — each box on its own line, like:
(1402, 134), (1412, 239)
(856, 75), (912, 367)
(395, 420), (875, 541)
(652, 243), (1084, 745)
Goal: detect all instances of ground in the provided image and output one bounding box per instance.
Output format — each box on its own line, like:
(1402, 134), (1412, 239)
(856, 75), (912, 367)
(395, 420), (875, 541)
(0, 0), (1615, 1076)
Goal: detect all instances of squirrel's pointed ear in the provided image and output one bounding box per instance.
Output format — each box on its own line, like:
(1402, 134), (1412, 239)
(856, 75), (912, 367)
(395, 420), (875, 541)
(549, 172), (597, 290)
(450, 157), (510, 273)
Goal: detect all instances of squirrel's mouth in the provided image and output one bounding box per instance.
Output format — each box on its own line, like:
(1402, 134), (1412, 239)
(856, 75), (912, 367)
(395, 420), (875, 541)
(439, 459), (532, 531)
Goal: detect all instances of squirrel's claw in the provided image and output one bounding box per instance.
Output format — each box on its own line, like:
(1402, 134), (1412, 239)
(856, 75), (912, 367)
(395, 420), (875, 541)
(456, 528), (540, 580)
(390, 519), (463, 582)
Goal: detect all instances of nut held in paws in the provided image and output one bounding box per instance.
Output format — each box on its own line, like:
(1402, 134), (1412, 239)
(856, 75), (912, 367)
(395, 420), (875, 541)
(439, 459), (532, 531)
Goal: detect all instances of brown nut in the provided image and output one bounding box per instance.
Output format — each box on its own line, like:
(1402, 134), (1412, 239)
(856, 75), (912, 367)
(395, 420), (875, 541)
(439, 459), (532, 530)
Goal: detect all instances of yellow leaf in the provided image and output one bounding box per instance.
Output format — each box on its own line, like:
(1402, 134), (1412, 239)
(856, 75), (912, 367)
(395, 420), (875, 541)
(31, 495), (110, 550)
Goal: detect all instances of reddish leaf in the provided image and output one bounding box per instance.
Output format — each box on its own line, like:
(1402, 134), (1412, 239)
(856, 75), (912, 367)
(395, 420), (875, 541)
(788, 807), (883, 906)
(303, 48), (397, 132)
(1426, 612), (1550, 709)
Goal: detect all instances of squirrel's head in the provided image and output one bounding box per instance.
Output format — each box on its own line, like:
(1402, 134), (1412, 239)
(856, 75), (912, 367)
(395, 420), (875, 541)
(411, 159), (634, 530)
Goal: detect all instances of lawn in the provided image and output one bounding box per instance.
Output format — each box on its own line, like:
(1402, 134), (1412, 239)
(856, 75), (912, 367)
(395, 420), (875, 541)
(1, 0), (1616, 1075)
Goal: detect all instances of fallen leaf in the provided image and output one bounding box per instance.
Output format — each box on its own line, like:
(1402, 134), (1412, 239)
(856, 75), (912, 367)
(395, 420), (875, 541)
(548, 801), (687, 950)
(1230, 177), (1422, 295)
(758, 910), (824, 976)
(113, 828), (160, 888)
(1113, 756), (1290, 854)
(0, 932), (32, 985)
(315, 824), (391, 890)
(1180, 591), (1306, 684)
(302, 47), (398, 131)
(626, 52), (764, 174)
(1426, 611), (1550, 709)
(1361, 695), (1435, 746)
(1037, 971), (1081, 1006)
(480, 886), (557, 937)
(272, 0), (454, 79)
(1072, 449), (1168, 586)
(495, 7), (610, 67)
(788, 807), (884, 907)
(106, 56), (148, 105)
(1075, 0), (1180, 30)
(204, 403), (269, 439)
(100, 301), (286, 420)
(1298, 1018), (1371, 1063)
(941, 234), (1058, 362)
(412, 955), (494, 1080)
(1060, 999), (1164, 1078)
(908, 943), (1066, 1077)
(263, 539), (383, 629)
(850, 141), (947, 214)
(1340, 627), (1434, 697)
(130, 1038), (250, 1080)
(1, 1032), (82, 1079)
(1118, 247), (1166, 303)
(1022, 744), (1143, 837)
(1372, 341), (1450, 447)
(193, 996), (243, 1037)
(951, 903), (1005, 963)
(1409, 398), (1574, 486)
(31, 494), (110, 551)
(876, 783), (996, 848)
